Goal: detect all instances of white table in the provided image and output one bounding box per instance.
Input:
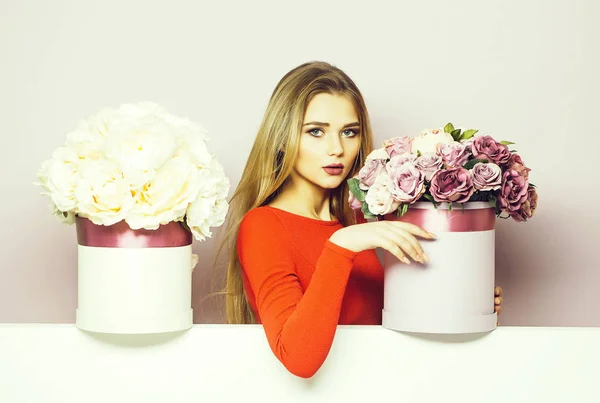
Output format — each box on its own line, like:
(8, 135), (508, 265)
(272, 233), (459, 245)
(1, 324), (599, 402)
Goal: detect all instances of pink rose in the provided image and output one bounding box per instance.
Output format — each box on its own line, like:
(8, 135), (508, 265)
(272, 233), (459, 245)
(471, 162), (502, 191)
(365, 174), (401, 215)
(383, 136), (413, 158)
(358, 158), (386, 190)
(387, 163), (426, 203)
(386, 154), (416, 169)
(506, 153), (531, 179)
(429, 167), (475, 203)
(510, 185), (538, 222)
(414, 153), (443, 181)
(348, 190), (363, 210)
(498, 169), (529, 214)
(437, 142), (470, 168)
(471, 135), (511, 164)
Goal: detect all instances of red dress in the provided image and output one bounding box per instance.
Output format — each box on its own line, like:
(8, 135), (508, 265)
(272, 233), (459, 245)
(236, 206), (383, 378)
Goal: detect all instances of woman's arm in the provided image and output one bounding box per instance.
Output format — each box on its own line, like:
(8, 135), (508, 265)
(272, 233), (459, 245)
(237, 208), (357, 378)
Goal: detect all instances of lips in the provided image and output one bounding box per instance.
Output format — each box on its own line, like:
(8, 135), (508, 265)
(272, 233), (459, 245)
(323, 163), (344, 176)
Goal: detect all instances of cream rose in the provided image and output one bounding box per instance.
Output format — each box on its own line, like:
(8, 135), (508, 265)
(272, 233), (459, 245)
(365, 148), (390, 161)
(411, 128), (454, 154)
(364, 174), (400, 216)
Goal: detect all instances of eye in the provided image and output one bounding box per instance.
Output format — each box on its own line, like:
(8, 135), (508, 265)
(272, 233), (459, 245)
(341, 129), (359, 137)
(308, 128), (323, 137)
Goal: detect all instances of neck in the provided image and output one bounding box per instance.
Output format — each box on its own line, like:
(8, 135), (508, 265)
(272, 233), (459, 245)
(270, 177), (333, 221)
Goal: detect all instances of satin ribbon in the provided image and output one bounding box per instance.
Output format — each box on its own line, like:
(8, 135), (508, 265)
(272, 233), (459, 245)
(384, 204), (495, 232)
(76, 217), (192, 247)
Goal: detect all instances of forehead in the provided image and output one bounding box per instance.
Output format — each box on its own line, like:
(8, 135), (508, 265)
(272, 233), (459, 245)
(303, 93), (358, 123)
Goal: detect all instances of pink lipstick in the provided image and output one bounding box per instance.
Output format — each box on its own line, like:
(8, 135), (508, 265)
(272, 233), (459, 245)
(323, 163), (344, 176)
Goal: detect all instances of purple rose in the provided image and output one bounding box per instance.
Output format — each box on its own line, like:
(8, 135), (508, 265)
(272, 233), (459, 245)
(471, 162), (502, 191)
(348, 190), (363, 210)
(510, 185), (538, 222)
(358, 158), (386, 190)
(437, 142), (471, 168)
(383, 136), (413, 158)
(387, 163), (426, 203)
(498, 169), (529, 214)
(471, 135), (511, 164)
(506, 153), (531, 179)
(414, 153), (443, 181)
(429, 167), (475, 203)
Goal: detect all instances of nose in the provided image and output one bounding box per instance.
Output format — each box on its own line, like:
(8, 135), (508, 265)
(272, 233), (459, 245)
(327, 134), (344, 156)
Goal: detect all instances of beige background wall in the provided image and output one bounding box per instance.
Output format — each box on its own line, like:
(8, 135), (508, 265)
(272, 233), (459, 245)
(1, 0), (598, 326)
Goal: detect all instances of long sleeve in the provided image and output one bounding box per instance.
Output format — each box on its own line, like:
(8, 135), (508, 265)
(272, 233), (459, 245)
(236, 208), (358, 378)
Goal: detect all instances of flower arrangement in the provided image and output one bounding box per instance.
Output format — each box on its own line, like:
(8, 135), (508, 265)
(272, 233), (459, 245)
(35, 102), (230, 241)
(348, 123), (537, 222)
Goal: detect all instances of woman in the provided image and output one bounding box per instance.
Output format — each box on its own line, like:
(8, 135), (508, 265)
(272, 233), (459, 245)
(220, 61), (502, 378)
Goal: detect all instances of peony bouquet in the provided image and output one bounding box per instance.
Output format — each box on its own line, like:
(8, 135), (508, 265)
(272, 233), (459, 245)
(348, 123), (537, 222)
(35, 102), (230, 241)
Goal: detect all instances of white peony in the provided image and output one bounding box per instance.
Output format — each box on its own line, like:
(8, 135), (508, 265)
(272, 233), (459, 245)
(185, 159), (230, 240)
(103, 116), (178, 190)
(74, 159), (134, 226)
(411, 128), (454, 154)
(125, 156), (203, 230)
(35, 102), (231, 241)
(36, 147), (81, 212)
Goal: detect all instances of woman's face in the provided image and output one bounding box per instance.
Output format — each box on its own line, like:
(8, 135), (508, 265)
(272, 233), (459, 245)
(291, 92), (361, 192)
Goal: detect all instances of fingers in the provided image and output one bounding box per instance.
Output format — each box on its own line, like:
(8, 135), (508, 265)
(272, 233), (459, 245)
(495, 297), (503, 306)
(495, 286), (503, 297)
(380, 226), (424, 264)
(495, 305), (502, 315)
(384, 223), (428, 263)
(381, 239), (411, 265)
(388, 221), (436, 240)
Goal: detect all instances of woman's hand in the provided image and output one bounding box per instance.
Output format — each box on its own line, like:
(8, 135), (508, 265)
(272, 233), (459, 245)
(494, 286), (503, 325)
(329, 221), (436, 264)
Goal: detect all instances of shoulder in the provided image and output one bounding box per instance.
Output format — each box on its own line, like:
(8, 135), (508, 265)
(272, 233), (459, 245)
(238, 206), (290, 243)
(237, 206), (293, 261)
(240, 206), (284, 229)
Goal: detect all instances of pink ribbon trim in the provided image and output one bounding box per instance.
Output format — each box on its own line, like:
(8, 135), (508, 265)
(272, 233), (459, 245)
(76, 217), (192, 248)
(384, 205), (495, 232)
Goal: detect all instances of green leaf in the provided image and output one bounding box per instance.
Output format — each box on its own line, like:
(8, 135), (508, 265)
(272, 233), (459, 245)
(444, 122), (455, 133)
(347, 178), (366, 202)
(463, 158), (489, 170)
(459, 129), (478, 141)
(361, 201), (375, 219)
(448, 202), (453, 211)
(451, 129), (462, 141)
(401, 203), (409, 217)
(416, 149), (422, 157)
(500, 140), (515, 146)
(423, 194), (439, 209)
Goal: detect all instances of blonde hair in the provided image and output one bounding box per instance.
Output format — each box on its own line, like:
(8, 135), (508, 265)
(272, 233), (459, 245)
(218, 61), (374, 324)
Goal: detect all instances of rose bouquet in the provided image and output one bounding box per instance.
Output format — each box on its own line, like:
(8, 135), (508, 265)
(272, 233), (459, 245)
(35, 102), (230, 241)
(348, 123), (537, 222)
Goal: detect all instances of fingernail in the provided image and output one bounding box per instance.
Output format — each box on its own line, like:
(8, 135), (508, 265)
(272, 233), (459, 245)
(423, 254), (430, 262)
(428, 232), (437, 238)
(402, 257), (410, 264)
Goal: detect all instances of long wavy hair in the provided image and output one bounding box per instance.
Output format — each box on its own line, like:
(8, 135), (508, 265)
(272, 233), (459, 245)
(217, 61), (374, 324)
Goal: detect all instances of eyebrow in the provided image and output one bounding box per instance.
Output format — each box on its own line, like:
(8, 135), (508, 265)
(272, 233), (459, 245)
(303, 121), (360, 129)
